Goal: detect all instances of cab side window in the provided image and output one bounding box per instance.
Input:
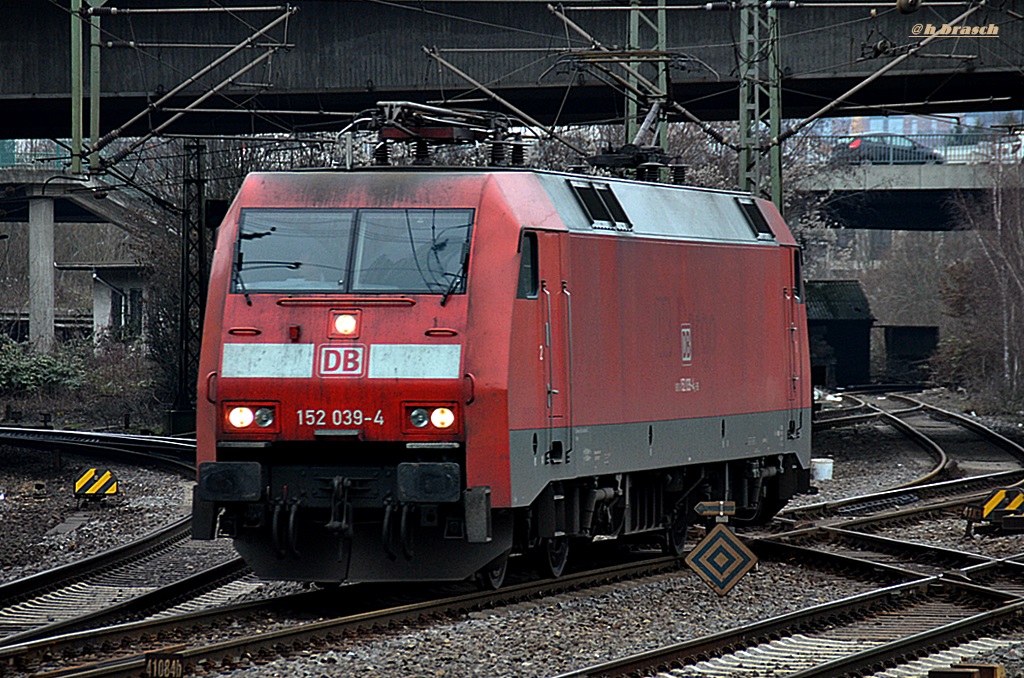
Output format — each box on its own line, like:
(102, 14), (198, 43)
(793, 250), (805, 303)
(517, 231), (538, 299)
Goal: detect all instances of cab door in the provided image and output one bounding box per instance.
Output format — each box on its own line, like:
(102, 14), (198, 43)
(535, 231), (573, 463)
(786, 248), (806, 439)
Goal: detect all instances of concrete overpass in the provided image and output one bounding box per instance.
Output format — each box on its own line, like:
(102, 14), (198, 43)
(800, 160), (1015, 230)
(3, 1), (1023, 139)
(791, 130), (1022, 229)
(0, 164), (160, 350)
(806, 164), (991, 229)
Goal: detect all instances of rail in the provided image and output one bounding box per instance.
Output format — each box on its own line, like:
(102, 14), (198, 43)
(10, 555), (687, 678)
(0, 426), (196, 470)
(552, 577), (1024, 678)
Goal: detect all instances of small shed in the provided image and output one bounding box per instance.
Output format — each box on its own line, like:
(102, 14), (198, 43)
(805, 280), (874, 388)
(54, 263), (147, 342)
(883, 325), (939, 382)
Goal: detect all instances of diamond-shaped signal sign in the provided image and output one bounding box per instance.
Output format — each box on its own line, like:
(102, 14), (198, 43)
(685, 523), (757, 596)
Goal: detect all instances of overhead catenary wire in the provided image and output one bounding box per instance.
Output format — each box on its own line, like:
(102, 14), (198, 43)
(772, 0), (990, 148)
(548, 3), (736, 150)
(561, 1), (971, 8)
(422, 47), (588, 157)
(43, 0), (1015, 181)
(94, 7), (297, 155)
(45, 0), (304, 168)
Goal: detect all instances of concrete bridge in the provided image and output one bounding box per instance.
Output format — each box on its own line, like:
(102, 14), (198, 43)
(3, 1), (1023, 139)
(797, 132), (1022, 229)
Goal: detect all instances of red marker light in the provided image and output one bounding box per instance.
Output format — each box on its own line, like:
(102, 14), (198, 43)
(849, 139), (862, 149)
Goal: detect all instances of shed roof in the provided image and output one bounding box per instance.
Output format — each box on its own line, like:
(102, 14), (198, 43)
(805, 280), (874, 322)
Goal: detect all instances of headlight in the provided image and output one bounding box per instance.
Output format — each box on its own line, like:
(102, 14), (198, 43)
(334, 313), (358, 335)
(227, 407), (255, 428)
(330, 310), (361, 338)
(410, 408), (430, 428)
(254, 407), (275, 428)
(430, 407), (455, 429)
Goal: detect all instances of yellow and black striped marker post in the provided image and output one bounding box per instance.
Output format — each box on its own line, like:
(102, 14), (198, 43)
(74, 468), (118, 500)
(964, 488), (1024, 536)
(981, 488), (1024, 518)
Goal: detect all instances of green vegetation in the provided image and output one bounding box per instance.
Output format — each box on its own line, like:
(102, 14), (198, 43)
(0, 337), (85, 396)
(0, 337), (165, 431)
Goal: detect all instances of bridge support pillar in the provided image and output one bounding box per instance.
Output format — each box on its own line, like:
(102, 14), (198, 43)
(28, 190), (55, 352)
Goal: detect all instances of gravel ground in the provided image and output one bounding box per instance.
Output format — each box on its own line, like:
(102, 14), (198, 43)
(971, 640), (1024, 678)
(207, 563), (874, 678)
(874, 515), (1024, 560)
(0, 445), (194, 583)
(788, 421), (936, 506)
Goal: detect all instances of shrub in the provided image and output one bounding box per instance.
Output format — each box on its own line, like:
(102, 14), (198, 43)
(0, 337), (86, 397)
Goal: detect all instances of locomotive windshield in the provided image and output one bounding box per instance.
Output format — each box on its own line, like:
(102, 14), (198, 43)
(233, 208), (474, 295)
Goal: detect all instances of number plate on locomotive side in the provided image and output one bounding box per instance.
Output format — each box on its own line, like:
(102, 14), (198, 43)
(296, 409), (384, 427)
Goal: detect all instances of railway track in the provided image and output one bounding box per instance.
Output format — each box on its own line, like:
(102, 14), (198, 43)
(0, 427), (195, 470)
(2, 555), (686, 678)
(5, 397), (1024, 677)
(0, 518), (247, 649)
(13, 518), (991, 677)
(8, 538), (962, 678)
(879, 394), (1024, 477)
(553, 577), (1024, 678)
(554, 545), (1024, 677)
(0, 428), (263, 663)
(558, 392), (1024, 678)
(782, 393), (1024, 525)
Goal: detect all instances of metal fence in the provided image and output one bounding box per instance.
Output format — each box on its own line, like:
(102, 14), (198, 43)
(0, 140), (68, 170)
(805, 133), (1023, 165)
(3, 132), (1021, 173)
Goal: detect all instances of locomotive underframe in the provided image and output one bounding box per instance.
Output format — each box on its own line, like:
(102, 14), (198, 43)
(194, 438), (810, 583)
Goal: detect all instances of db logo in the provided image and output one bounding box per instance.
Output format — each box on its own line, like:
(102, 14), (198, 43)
(680, 325), (693, 365)
(318, 345), (365, 377)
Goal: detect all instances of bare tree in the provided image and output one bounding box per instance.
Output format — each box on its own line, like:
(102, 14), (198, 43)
(933, 162), (1024, 406)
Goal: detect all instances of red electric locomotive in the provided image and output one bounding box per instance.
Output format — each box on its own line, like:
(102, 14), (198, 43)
(193, 167), (812, 586)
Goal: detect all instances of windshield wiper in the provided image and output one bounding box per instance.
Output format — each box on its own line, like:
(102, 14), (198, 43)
(241, 261), (302, 270)
(233, 251), (252, 306)
(440, 242), (470, 307)
(240, 228), (275, 240)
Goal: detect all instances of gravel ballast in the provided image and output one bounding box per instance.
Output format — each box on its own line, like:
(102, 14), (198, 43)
(0, 445), (194, 583)
(208, 562), (874, 678)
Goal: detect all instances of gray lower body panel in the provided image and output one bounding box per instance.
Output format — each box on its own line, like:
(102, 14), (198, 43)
(509, 408), (811, 507)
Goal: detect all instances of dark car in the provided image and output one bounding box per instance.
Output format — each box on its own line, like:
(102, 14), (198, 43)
(829, 133), (944, 165)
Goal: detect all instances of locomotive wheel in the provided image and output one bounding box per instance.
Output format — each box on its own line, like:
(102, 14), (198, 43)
(475, 550), (510, 590)
(538, 536), (570, 578)
(663, 509), (690, 557)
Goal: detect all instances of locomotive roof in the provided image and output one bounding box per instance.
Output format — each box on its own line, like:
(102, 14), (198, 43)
(243, 167), (789, 246)
(531, 171), (777, 245)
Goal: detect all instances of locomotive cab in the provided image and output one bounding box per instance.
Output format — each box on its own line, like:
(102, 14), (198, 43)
(194, 182), (512, 582)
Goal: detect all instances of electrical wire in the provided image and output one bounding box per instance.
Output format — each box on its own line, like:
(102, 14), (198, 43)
(45, 0), (300, 155)
(364, 0), (586, 43)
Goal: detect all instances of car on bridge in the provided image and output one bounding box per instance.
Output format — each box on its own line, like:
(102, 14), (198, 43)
(829, 133), (944, 165)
